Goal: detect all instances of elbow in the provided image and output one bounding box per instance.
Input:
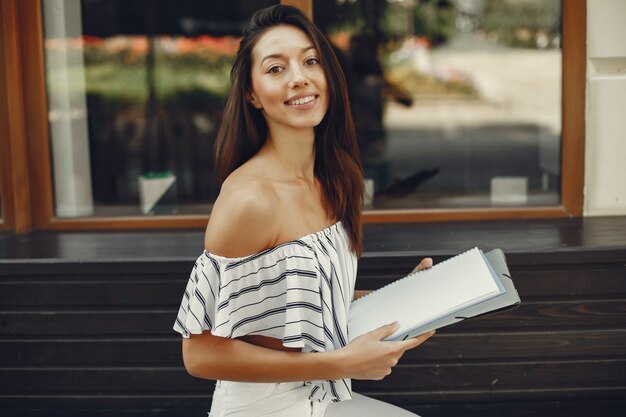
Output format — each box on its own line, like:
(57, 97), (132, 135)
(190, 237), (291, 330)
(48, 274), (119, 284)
(183, 358), (200, 378)
(182, 335), (220, 379)
(182, 338), (208, 378)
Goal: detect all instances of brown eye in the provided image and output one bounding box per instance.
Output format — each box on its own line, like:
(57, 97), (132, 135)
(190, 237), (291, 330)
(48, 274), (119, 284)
(305, 57), (319, 65)
(268, 66), (282, 74)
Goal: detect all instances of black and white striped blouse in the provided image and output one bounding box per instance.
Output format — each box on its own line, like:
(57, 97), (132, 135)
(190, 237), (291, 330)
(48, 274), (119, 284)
(173, 221), (358, 403)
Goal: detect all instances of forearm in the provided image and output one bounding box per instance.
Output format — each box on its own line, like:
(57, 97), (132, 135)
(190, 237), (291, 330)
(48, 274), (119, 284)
(182, 333), (346, 382)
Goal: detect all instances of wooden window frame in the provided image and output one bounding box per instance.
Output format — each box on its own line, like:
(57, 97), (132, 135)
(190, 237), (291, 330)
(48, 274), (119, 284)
(0, 0), (585, 232)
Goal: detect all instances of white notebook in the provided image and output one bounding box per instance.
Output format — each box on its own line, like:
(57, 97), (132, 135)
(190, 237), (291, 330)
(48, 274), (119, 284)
(348, 247), (520, 341)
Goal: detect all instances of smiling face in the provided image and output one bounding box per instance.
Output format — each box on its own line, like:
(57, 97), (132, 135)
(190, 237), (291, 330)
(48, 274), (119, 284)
(248, 25), (328, 133)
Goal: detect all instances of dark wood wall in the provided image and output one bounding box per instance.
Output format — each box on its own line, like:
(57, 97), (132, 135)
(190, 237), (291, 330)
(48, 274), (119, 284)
(1, 217), (625, 416)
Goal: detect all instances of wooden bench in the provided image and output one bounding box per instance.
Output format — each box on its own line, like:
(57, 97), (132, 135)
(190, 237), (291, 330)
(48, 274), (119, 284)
(1, 216), (625, 416)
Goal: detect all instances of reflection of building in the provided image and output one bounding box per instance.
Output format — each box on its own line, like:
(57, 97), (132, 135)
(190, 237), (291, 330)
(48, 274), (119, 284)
(1, 1), (625, 416)
(454, 0), (485, 32)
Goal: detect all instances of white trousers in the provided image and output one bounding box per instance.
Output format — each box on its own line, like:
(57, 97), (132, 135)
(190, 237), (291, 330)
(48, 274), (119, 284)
(208, 380), (420, 417)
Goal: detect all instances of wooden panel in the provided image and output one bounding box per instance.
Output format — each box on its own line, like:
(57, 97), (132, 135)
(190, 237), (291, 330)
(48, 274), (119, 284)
(363, 207), (569, 224)
(357, 264), (626, 298)
(0, 280), (186, 307)
(0, 262), (189, 276)
(506, 267), (626, 298)
(445, 300), (626, 330)
(0, 405), (211, 417)
(47, 216), (210, 231)
(366, 386), (626, 405)
(2, 329), (625, 366)
(42, 207), (575, 232)
(0, 1), (17, 231)
(0, 339), (184, 366)
(0, 397), (213, 412)
(361, 217), (626, 256)
(1, 368), (204, 394)
(25, 399), (604, 417)
(357, 359), (626, 391)
(1, 359), (624, 394)
(561, 0), (586, 216)
(0, 311), (177, 336)
(2, 264), (622, 308)
(409, 400), (626, 417)
(409, 329), (626, 361)
(16, 0), (54, 230)
(2, 216), (624, 262)
(0, 0), (32, 232)
(2, 299), (625, 337)
(2, 392), (626, 413)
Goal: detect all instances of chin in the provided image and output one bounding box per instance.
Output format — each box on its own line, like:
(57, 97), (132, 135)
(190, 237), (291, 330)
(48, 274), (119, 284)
(280, 115), (324, 129)
(265, 109), (327, 130)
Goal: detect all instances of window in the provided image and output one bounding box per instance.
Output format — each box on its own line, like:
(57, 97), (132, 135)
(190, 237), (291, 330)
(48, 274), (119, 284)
(41, 0), (278, 218)
(316, 0), (562, 210)
(0, 0), (585, 232)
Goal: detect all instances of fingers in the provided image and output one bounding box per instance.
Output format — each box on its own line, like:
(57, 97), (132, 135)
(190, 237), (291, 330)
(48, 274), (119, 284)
(354, 328), (435, 381)
(368, 321), (400, 341)
(411, 257), (433, 273)
(393, 330), (436, 351)
(414, 329), (436, 344)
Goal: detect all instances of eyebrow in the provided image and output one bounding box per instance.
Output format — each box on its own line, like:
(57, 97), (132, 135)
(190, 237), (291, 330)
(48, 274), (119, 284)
(260, 45), (317, 67)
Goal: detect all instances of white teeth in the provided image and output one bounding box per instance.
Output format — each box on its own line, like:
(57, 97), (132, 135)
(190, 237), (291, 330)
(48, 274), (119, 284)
(287, 95), (316, 105)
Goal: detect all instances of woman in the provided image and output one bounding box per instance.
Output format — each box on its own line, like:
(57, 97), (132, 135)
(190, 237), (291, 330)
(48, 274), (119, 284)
(173, 5), (435, 416)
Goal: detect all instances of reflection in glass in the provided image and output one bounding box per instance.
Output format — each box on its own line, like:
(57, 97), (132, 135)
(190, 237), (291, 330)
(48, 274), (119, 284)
(41, 0), (277, 218)
(317, 0), (562, 209)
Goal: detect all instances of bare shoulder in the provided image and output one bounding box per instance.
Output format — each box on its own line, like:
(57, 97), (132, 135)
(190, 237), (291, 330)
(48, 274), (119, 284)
(204, 173), (279, 258)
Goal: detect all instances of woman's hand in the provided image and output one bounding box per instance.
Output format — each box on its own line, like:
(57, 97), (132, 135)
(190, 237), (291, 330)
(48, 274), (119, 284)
(337, 323), (435, 380)
(337, 257), (436, 380)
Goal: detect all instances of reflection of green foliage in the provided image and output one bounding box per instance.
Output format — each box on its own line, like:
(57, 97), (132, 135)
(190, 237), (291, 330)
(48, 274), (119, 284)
(71, 42), (233, 105)
(155, 53), (231, 104)
(481, 0), (561, 48)
(85, 63), (149, 103)
(84, 49), (146, 66)
(317, 0), (388, 40)
(413, 0), (456, 46)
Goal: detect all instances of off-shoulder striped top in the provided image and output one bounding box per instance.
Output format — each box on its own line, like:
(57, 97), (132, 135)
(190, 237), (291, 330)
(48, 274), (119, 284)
(173, 221), (358, 403)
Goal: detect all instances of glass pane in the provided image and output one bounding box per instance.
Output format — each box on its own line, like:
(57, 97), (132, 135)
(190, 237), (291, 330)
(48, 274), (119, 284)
(41, 0), (278, 218)
(316, 0), (562, 209)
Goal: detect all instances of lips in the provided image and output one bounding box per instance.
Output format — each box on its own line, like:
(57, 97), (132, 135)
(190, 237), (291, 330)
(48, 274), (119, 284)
(285, 95), (318, 106)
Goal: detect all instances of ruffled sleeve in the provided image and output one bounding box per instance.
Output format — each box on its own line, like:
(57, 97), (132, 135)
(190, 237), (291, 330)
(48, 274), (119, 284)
(173, 240), (329, 351)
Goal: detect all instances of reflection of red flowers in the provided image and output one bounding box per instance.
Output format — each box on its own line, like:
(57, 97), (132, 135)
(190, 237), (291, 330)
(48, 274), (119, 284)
(175, 35), (239, 55)
(130, 37), (148, 56)
(82, 35), (104, 46)
(54, 34), (240, 59)
(415, 36), (431, 49)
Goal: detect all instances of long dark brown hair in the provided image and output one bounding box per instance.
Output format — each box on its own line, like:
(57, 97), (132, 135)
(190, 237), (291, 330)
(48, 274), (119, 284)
(214, 5), (363, 256)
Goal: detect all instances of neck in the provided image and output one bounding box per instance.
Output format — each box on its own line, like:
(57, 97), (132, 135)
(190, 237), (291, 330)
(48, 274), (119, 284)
(259, 124), (316, 182)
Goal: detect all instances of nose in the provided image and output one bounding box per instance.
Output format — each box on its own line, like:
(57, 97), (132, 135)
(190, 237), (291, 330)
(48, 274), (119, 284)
(289, 65), (309, 88)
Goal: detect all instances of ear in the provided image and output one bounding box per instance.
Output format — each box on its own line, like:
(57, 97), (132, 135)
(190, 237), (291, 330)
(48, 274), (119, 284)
(248, 91), (263, 110)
